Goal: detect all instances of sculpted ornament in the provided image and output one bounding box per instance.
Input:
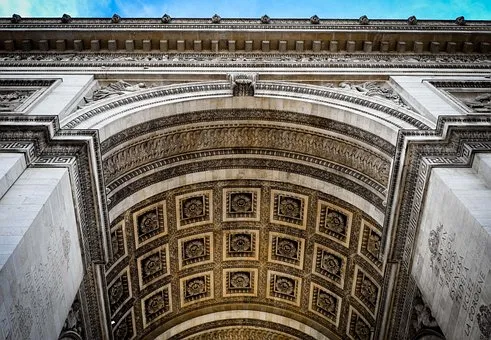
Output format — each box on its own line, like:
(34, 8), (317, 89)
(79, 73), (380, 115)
(359, 15), (369, 25)
(111, 13), (121, 23)
(407, 15), (418, 25)
(310, 15), (320, 24)
(228, 73), (257, 96)
(464, 93), (491, 112)
(83, 80), (145, 104)
(161, 14), (172, 23)
(0, 90), (34, 110)
(11, 14), (21, 23)
(260, 14), (271, 24)
(211, 14), (221, 24)
(61, 13), (72, 23)
(477, 304), (491, 339)
(338, 81), (412, 110)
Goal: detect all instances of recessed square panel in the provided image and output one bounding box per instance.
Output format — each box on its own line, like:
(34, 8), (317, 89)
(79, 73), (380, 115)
(176, 190), (213, 229)
(223, 229), (259, 261)
(223, 268), (258, 297)
(309, 282), (342, 327)
(141, 284), (172, 328)
(268, 232), (305, 269)
(178, 232), (213, 270)
(313, 243), (347, 289)
(316, 200), (352, 247)
(347, 306), (373, 340)
(266, 270), (302, 306)
(358, 220), (384, 274)
(107, 221), (127, 271)
(108, 268), (132, 317)
(223, 188), (261, 221)
(137, 244), (170, 289)
(270, 190), (308, 230)
(180, 271), (214, 307)
(133, 201), (167, 248)
(352, 266), (380, 317)
(112, 308), (136, 340)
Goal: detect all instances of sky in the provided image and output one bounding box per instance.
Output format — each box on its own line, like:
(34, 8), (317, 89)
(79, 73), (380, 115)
(0, 0), (490, 20)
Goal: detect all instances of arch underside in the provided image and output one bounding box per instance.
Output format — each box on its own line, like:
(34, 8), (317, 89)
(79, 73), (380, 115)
(98, 90), (403, 339)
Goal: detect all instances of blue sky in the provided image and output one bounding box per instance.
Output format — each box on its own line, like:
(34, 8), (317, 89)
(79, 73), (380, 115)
(1, 0), (490, 20)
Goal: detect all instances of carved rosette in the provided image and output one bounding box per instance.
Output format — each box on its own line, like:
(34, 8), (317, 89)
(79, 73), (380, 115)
(180, 272), (214, 307)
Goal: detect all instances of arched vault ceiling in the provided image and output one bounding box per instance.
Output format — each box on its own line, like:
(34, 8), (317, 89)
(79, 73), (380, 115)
(106, 179), (386, 340)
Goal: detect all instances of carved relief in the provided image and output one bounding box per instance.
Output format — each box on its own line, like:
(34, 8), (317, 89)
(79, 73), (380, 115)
(228, 73), (257, 96)
(267, 271), (302, 306)
(270, 190), (308, 229)
(132, 201), (166, 248)
(107, 221), (127, 271)
(223, 229), (259, 260)
(353, 267), (379, 316)
(313, 243), (346, 288)
(478, 304), (491, 339)
(338, 81), (412, 110)
(137, 244), (170, 289)
(223, 268), (258, 297)
(358, 220), (384, 273)
(0, 90), (36, 111)
(269, 232), (305, 269)
(141, 285), (172, 327)
(180, 272), (214, 307)
(309, 283), (341, 326)
(83, 81), (145, 105)
(347, 307), (372, 340)
(178, 232), (213, 270)
(317, 200), (352, 247)
(58, 298), (84, 340)
(176, 191), (213, 229)
(112, 309), (135, 340)
(463, 93), (491, 112)
(108, 269), (131, 316)
(223, 188), (261, 221)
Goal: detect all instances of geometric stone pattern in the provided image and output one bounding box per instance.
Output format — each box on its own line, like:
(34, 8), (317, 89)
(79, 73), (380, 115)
(178, 232), (213, 270)
(358, 220), (384, 273)
(316, 200), (353, 247)
(222, 229), (259, 261)
(347, 306), (373, 340)
(352, 266), (380, 317)
(176, 190), (213, 229)
(112, 308), (136, 340)
(223, 268), (258, 297)
(266, 270), (302, 306)
(137, 244), (170, 289)
(132, 201), (167, 248)
(105, 181), (383, 339)
(268, 232), (305, 269)
(270, 190), (308, 230)
(223, 187), (261, 221)
(313, 243), (347, 288)
(309, 282), (342, 327)
(141, 284), (172, 328)
(180, 271), (214, 307)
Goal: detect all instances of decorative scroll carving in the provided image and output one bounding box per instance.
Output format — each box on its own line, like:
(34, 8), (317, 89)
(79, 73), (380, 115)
(310, 15), (320, 24)
(338, 81), (412, 110)
(211, 14), (221, 24)
(359, 15), (369, 25)
(161, 14), (171, 24)
(228, 73), (257, 96)
(83, 81), (145, 104)
(261, 15), (271, 24)
(111, 14), (121, 24)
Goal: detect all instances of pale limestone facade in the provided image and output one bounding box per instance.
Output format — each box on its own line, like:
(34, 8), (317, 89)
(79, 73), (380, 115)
(0, 15), (490, 340)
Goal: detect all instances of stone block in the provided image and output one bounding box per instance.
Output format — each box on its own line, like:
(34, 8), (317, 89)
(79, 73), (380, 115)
(279, 40), (287, 52)
(463, 41), (473, 53)
(21, 39), (31, 51)
(177, 40), (185, 52)
(295, 40), (304, 52)
(108, 39), (117, 51)
(413, 41), (424, 53)
(430, 41), (440, 53)
(380, 41), (389, 52)
(363, 41), (372, 53)
(73, 39), (83, 51)
(346, 40), (355, 52)
(211, 40), (219, 52)
(56, 39), (66, 51)
(329, 40), (338, 52)
(142, 39), (151, 51)
(312, 40), (321, 52)
(194, 40), (202, 51)
(446, 41), (456, 53)
(245, 40), (253, 52)
(91, 39), (100, 51)
(480, 42), (490, 53)
(159, 40), (168, 52)
(397, 41), (406, 53)
(125, 39), (134, 52)
(262, 40), (270, 52)
(4, 40), (14, 51)
(228, 40), (236, 52)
